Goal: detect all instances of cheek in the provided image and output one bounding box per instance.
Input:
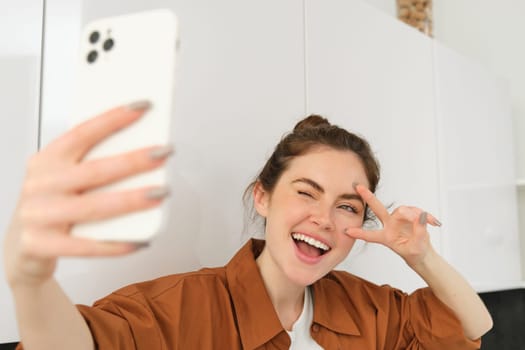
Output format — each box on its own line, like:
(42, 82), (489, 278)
(330, 234), (356, 265)
(334, 212), (364, 231)
(276, 197), (311, 221)
(338, 233), (356, 251)
(265, 199), (307, 233)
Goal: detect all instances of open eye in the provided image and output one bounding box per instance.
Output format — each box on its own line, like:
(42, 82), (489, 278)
(339, 204), (358, 213)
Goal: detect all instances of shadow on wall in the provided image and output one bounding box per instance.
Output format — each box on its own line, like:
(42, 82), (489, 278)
(479, 288), (525, 349)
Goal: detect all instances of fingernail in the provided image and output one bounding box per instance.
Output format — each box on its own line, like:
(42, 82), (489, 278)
(343, 228), (348, 235)
(352, 182), (359, 191)
(146, 187), (170, 200)
(126, 100), (152, 111)
(419, 212), (428, 225)
(134, 242), (150, 250)
(435, 218), (443, 227)
(150, 145), (174, 160)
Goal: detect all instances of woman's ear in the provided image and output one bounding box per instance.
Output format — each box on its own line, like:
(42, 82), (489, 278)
(253, 181), (269, 217)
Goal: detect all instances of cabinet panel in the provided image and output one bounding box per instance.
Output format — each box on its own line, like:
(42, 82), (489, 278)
(306, 0), (439, 292)
(434, 42), (522, 290)
(446, 187), (521, 290)
(435, 43), (515, 188)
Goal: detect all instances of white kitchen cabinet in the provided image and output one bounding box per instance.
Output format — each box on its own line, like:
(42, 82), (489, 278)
(434, 42), (522, 291)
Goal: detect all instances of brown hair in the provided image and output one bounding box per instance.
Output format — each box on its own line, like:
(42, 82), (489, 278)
(244, 114), (380, 225)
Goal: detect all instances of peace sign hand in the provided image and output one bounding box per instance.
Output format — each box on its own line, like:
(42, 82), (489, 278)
(344, 184), (442, 268)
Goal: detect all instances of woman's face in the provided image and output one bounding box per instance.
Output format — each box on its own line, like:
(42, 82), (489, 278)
(254, 146), (370, 287)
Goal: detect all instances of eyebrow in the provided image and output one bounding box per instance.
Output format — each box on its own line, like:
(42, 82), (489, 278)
(291, 177), (365, 205)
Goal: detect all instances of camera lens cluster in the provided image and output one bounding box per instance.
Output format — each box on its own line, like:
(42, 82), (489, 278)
(86, 30), (115, 64)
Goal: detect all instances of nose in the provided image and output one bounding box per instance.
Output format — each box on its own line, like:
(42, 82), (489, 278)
(310, 204), (335, 232)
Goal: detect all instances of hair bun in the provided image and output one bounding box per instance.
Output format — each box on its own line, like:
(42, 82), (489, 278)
(293, 114), (331, 132)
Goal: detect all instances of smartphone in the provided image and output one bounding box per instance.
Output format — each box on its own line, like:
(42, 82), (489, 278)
(70, 9), (178, 242)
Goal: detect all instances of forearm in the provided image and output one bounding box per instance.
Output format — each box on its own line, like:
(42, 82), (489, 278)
(12, 278), (94, 350)
(410, 249), (493, 340)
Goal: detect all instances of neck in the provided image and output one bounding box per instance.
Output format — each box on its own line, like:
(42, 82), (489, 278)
(256, 247), (306, 331)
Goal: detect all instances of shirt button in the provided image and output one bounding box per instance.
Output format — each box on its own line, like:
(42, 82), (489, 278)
(312, 324), (320, 332)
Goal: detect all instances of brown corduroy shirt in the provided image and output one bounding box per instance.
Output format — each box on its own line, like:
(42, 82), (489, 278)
(18, 239), (482, 349)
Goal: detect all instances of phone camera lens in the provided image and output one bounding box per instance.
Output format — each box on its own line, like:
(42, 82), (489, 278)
(103, 38), (114, 51)
(87, 50), (98, 64)
(89, 31), (100, 44)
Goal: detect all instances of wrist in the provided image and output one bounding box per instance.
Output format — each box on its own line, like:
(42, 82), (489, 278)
(9, 274), (48, 293)
(5, 256), (55, 291)
(406, 246), (441, 276)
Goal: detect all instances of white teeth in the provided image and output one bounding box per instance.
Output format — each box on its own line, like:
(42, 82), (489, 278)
(292, 233), (330, 251)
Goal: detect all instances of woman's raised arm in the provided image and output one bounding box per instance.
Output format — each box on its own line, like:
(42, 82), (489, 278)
(345, 184), (493, 341)
(3, 101), (172, 350)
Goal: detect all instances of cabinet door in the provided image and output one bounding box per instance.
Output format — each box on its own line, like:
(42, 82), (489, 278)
(41, 0), (305, 303)
(434, 42), (522, 291)
(306, 0), (439, 292)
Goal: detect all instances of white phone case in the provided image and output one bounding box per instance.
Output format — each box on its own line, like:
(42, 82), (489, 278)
(70, 9), (178, 242)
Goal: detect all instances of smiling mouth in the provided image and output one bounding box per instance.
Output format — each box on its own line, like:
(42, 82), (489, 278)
(291, 233), (331, 257)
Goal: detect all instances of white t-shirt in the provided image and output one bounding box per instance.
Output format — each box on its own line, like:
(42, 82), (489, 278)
(286, 287), (323, 350)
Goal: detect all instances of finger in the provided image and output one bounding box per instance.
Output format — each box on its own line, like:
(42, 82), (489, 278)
(344, 227), (385, 244)
(32, 145), (173, 193)
(354, 183), (389, 223)
(21, 186), (169, 226)
(426, 213), (442, 227)
(392, 206), (421, 222)
(72, 145), (172, 191)
(46, 101), (151, 161)
(22, 230), (141, 258)
(395, 206), (442, 227)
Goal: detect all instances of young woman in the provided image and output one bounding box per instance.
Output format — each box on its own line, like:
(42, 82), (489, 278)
(4, 101), (492, 349)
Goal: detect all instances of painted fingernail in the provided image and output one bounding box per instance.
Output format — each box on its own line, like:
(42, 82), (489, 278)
(126, 100), (152, 111)
(150, 145), (174, 160)
(134, 242), (150, 250)
(343, 228), (348, 235)
(434, 218), (443, 227)
(419, 212), (428, 225)
(146, 187), (170, 200)
(352, 182), (359, 191)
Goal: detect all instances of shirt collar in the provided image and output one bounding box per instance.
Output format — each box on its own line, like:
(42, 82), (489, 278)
(311, 276), (361, 336)
(226, 239), (360, 349)
(226, 239), (283, 349)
